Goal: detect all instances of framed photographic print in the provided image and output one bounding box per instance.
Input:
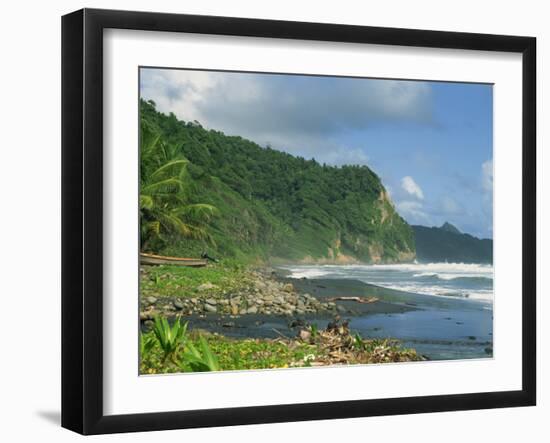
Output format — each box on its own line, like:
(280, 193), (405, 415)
(61, 8), (536, 435)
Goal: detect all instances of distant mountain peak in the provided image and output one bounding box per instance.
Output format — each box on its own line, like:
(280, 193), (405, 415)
(440, 222), (461, 235)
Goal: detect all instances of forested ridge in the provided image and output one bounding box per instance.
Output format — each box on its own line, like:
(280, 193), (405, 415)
(140, 99), (415, 263)
(412, 223), (493, 264)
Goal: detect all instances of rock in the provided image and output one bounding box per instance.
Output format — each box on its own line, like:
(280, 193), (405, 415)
(173, 300), (184, 310)
(246, 306), (258, 314)
(283, 283), (294, 293)
(140, 311), (152, 321)
(296, 309), (305, 315)
(204, 304), (217, 313)
(239, 309), (247, 315)
(143, 320), (154, 331)
(146, 296), (157, 305)
(289, 319), (306, 328)
(255, 280), (267, 290)
(298, 329), (311, 341)
(337, 305), (347, 314)
(197, 282), (217, 291)
(205, 298), (217, 306)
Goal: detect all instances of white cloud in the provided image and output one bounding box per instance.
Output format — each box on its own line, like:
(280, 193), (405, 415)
(140, 68), (434, 166)
(395, 200), (430, 224)
(482, 159), (493, 193)
(401, 176), (424, 200)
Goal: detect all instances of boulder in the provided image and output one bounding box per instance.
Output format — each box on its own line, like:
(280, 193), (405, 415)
(204, 304), (217, 313)
(283, 283), (294, 293)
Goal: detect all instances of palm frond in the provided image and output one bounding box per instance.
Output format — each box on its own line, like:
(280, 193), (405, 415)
(139, 195), (154, 210)
(150, 159), (189, 181)
(141, 178), (184, 195)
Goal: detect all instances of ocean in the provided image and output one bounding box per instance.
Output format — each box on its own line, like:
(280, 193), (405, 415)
(282, 262), (494, 303)
(281, 262), (494, 360)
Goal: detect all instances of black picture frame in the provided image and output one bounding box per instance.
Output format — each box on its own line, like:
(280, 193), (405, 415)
(62, 8), (536, 435)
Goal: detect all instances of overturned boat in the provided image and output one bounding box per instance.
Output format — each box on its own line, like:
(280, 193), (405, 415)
(140, 252), (208, 267)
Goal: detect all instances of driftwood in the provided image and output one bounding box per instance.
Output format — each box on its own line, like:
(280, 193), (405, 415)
(326, 296), (379, 304)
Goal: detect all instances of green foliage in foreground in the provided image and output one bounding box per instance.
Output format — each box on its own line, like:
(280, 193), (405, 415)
(142, 317), (221, 372)
(140, 329), (318, 374)
(152, 316), (188, 362)
(139, 321), (422, 374)
(140, 262), (251, 299)
(179, 336), (221, 372)
(140, 99), (415, 263)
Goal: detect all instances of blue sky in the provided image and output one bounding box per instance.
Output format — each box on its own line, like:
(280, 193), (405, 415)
(140, 68), (493, 239)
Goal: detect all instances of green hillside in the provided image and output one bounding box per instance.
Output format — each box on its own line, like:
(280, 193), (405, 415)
(412, 223), (493, 264)
(140, 99), (415, 263)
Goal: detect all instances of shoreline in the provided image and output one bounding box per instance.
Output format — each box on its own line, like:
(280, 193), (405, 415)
(140, 264), (418, 326)
(139, 263), (426, 373)
(139, 262), (492, 370)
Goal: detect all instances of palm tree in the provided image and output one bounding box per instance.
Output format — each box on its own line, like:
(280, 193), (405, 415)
(140, 119), (217, 251)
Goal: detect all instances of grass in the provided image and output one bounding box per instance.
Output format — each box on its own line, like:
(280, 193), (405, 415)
(140, 261), (252, 299)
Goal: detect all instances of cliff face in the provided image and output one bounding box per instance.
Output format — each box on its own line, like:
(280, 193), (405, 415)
(412, 223), (492, 264)
(141, 100), (416, 263)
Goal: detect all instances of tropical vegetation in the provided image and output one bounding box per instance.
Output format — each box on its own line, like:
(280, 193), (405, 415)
(140, 319), (422, 374)
(140, 99), (415, 263)
(139, 117), (217, 252)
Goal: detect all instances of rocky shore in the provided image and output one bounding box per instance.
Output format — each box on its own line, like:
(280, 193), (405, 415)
(140, 268), (341, 323)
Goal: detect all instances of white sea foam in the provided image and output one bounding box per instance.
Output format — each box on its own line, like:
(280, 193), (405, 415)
(374, 282), (494, 302)
(282, 262), (494, 303)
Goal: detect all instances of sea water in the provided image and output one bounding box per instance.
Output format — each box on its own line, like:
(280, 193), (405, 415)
(282, 262), (494, 360)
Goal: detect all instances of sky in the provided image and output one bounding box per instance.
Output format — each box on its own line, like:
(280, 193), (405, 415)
(140, 68), (493, 239)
